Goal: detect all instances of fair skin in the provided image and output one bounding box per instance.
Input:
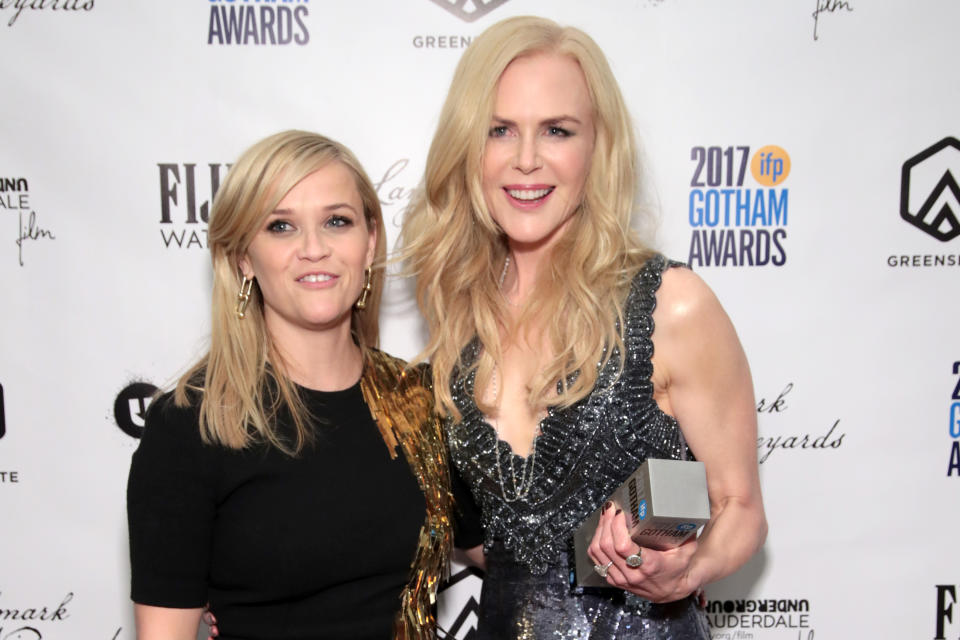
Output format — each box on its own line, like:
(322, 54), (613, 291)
(480, 52), (595, 457)
(134, 162), (376, 639)
(476, 51), (766, 601)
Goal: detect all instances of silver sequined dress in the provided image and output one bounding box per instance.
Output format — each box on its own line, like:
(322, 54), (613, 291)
(447, 256), (711, 639)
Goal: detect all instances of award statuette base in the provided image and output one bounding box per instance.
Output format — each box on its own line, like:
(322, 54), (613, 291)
(572, 458), (710, 588)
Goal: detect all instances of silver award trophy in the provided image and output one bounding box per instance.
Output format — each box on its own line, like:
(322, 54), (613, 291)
(572, 458), (710, 587)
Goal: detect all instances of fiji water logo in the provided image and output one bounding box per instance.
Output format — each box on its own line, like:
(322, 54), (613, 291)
(207, 0), (309, 46)
(687, 144), (791, 268)
(637, 499), (647, 521)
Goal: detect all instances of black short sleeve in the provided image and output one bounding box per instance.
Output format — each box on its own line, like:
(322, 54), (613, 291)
(127, 393), (217, 607)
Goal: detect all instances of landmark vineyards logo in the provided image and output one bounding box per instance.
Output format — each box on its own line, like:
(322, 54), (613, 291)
(1, 0), (94, 28)
(900, 137), (960, 242)
(755, 382), (845, 463)
(427, 0), (509, 23)
(114, 381), (159, 439)
(207, 0), (309, 46)
(158, 162), (229, 249)
(687, 145), (791, 268)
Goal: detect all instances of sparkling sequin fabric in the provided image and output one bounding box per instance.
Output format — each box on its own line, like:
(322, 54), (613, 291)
(446, 255), (710, 639)
(360, 350), (454, 640)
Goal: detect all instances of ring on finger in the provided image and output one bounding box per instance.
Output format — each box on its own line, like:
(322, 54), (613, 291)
(594, 560), (614, 578)
(625, 551), (643, 568)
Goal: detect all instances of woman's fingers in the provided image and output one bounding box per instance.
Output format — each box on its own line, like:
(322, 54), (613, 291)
(587, 501), (615, 572)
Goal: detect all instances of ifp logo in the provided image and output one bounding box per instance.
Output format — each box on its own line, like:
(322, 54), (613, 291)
(900, 137), (960, 242)
(751, 145), (791, 186)
(427, 0), (509, 22)
(114, 382), (159, 439)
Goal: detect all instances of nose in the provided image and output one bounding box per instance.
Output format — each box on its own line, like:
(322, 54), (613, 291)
(513, 134), (541, 174)
(298, 227), (331, 261)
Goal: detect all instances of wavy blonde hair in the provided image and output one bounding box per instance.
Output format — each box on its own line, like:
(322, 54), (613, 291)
(175, 130), (387, 455)
(401, 16), (655, 419)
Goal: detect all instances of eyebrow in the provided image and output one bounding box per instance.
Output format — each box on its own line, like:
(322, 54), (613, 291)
(491, 115), (583, 127)
(269, 202), (360, 216)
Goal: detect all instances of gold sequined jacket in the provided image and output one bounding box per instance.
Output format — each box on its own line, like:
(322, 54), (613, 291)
(359, 349), (454, 640)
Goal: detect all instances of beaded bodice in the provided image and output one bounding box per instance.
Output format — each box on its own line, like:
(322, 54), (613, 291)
(446, 255), (687, 575)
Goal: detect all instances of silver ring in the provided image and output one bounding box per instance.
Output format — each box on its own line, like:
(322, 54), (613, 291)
(594, 560), (614, 578)
(625, 552), (643, 568)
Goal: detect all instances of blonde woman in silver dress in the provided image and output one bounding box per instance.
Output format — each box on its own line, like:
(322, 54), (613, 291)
(402, 16), (767, 639)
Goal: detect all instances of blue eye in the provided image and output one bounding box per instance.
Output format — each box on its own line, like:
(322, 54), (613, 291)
(489, 125), (509, 138)
(266, 220), (293, 233)
(327, 215), (353, 229)
(547, 126), (572, 137)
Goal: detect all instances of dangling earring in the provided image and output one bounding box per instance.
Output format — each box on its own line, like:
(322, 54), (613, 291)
(355, 266), (373, 311)
(236, 276), (254, 319)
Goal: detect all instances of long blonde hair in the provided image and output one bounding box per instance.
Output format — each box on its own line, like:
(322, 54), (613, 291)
(401, 16), (654, 419)
(175, 130), (387, 454)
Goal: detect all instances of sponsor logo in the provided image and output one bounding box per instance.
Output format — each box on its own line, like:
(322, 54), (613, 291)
(114, 382), (159, 439)
(0, 592), (78, 638)
(936, 585), (957, 640)
(157, 162), (230, 249)
(900, 137), (960, 242)
(2, 177), (56, 267)
(427, 0), (509, 23)
(687, 145), (790, 268)
(412, 34), (473, 49)
(707, 598), (813, 639)
(949, 362), (960, 477)
(0, 383), (19, 484)
(157, 157), (414, 248)
(436, 563), (483, 639)
(677, 523), (697, 531)
(207, 0), (309, 46)
(638, 499), (647, 521)
(756, 383), (846, 463)
(1, 0), (94, 28)
(811, 0), (854, 41)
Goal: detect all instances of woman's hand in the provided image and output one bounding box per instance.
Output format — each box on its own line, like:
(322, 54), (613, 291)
(587, 504), (700, 602)
(202, 609), (219, 639)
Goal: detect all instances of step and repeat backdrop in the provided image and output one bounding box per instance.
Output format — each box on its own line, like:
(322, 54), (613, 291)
(1, 1), (958, 639)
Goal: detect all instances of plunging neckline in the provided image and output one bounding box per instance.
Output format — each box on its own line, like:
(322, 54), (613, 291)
(467, 366), (553, 461)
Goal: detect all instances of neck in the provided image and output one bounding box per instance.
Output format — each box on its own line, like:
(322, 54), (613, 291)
(502, 240), (553, 306)
(265, 315), (363, 391)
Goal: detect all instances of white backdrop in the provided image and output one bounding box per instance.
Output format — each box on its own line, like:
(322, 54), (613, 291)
(1, 1), (959, 639)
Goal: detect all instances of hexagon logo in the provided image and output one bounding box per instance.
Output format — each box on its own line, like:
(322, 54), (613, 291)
(900, 137), (960, 242)
(427, 0), (510, 23)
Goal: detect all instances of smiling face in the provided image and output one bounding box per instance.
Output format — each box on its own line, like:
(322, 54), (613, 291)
(239, 162), (376, 342)
(482, 52), (596, 253)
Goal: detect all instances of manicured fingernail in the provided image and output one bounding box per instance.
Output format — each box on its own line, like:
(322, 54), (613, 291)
(615, 508), (622, 515)
(602, 501), (613, 514)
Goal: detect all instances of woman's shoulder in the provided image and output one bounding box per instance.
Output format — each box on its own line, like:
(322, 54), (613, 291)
(139, 388), (204, 448)
(645, 259), (729, 343)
